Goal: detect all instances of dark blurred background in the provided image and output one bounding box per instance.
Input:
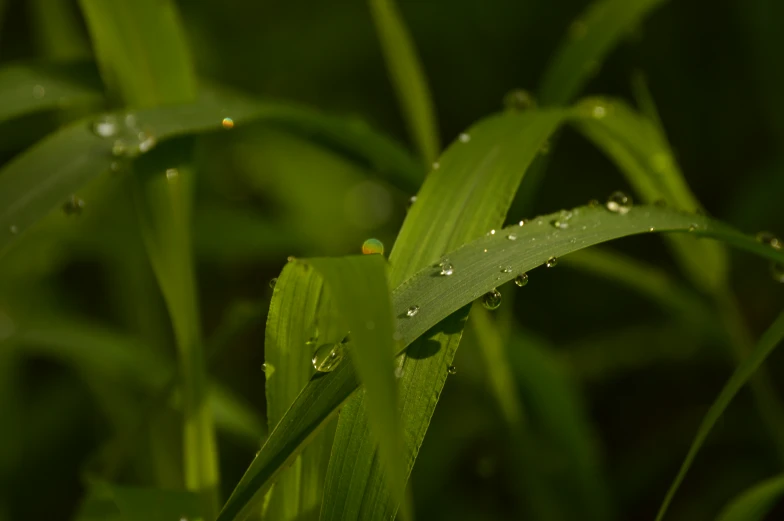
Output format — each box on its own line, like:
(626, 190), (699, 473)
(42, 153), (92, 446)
(0, 0), (783, 520)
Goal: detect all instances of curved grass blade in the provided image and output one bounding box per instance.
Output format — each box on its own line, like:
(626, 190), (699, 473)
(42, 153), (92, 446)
(655, 312), (784, 521)
(320, 109), (567, 521)
(370, 0), (440, 164)
(715, 474), (784, 521)
(538, 0), (668, 105)
(0, 92), (421, 254)
(0, 62), (103, 123)
(572, 97), (728, 291)
(264, 262), (335, 521)
(218, 204), (784, 521)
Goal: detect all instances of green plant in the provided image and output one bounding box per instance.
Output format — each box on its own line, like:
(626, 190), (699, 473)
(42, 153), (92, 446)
(1, 0), (783, 520)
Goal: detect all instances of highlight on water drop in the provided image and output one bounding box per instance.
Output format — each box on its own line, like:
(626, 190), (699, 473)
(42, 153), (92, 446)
(605, 191), (632, 214)
(481, 288), (502, 310)
(92, 115), (119, 138)
(361, 238), (384, 255)
(406, 305), (420, 317)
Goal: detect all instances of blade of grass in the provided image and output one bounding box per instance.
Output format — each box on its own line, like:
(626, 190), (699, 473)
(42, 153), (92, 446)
(715, 474), (784, 521)
(655, 312), (784, 521)
(218, 204), (784, 521)
(0, 90), (421, 254)
(0, 62), (103, 123)
(571, 97), (728, 292)
(370, 0), (440, 164)
(264, 262), (335, 521)
(29, 0), (90, 60)
(538, 0), (668, 105)
(320, 109), (567, 521)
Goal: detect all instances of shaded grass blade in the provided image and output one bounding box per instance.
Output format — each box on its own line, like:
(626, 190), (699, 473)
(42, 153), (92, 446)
(715, 474), (784, 521)
(264, 262), (335, 521)
(655, 312), (784, 521)
(0, 91), (421, 254)
(76, 482), (204, 521)
(370, 0), (440, 164)
(219, 204), (784, 521)
(538, 0), (668, 105)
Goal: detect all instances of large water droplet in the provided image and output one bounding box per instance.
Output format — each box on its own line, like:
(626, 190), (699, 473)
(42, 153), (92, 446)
(605, 191), (632, 214)
(312, 343), (345, 372)
(481, 288), (502, 310)
(546, 256), (558, 268)
(447, 365), (457, 375)
(62, 195), (85, 216)
(439, 262), (454, 276)
(772, 262), (784, 283)
(503, 89), (536, 112)
(514, 273), (529, 287)
(756, 231), (782, 250)
(459, 133), (471, 143)
(92, 115), (119, 138)
(406, 305), (420, 317)
(407, 195), (417, 210)
(269, 277), (278, 289)
(362, 238), (384, 255)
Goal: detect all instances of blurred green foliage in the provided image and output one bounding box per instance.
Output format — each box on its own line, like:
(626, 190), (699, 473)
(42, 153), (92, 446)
(0, 0), (783, 520)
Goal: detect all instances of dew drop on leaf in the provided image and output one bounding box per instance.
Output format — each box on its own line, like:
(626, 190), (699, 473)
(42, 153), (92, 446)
(605, 191), (632, 214)
(222, 117), (234, 129)
(546, 256), (558, 268)
(439, 262), (454, 276)
(406, 305), (420, 317)
(503, 89), (536, 112)
(481, 288), (502, 310)
(514, 273), (529, 287)
(500, 266), (512, 273)
(507, 233), (517, 240)
(757, 231), (782, 250)
(92, 115), (119, 138)
(362, 238), (384, 255)
(312, 343), (345, 373)
(459, 133), (471, 143)
(269, 277), (277, 289)
(447, 365), (457, 375)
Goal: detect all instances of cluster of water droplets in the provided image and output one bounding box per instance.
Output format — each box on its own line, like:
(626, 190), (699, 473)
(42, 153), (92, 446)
(91, 113), (158, 160)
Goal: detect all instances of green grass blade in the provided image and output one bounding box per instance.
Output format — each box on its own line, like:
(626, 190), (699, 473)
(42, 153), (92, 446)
(370, 0), (440, 164)
(572, 97), (728, 291)
(307, 255), (406, 518)
(0, 92), (421, 254)
(655, 312), (784, 521)
(264, 262), (335, 521)
(29, 0), (90, 60)
(538, 0), (667, 105)
(219, 204), (784, 521)
(76, 481), (204, 521)
(320, 109), (567, 521)
(78, 0), (196, 107)
(0, 62), (103, 123)
(715, 474), (784, 521)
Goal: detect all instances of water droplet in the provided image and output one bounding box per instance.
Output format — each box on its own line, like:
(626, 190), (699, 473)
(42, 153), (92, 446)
(483, 248), (488, 253)
(588, 199), (600, 208)
(507, 233), (517, 240)
(261, 363), (267, 372)
(649, 227), (655, 232)
(459, 133), (471, 143)
(166, 168), (179, 181)
(514, 273), (529, 287)
(487, 229), (496, 236)
(92, 115), (119, 137)
(447, 365), (457, 375)
(312, 343), (345, 372)
(32, 85), (45, 98)
(500, 266), (512, 273)
(262, 362), (275, 377)
(137, 132), (157, 153)
(546, 256), (558, 268)
(362, 238), (384, 255)
(481, 288), (502, 310)
(439, 262), (454, 276)
(432, 162), (440, 170)
(605, 191), (632, 214)
(406, 305), (420, 317)
(756, 231), (782, 250)
(407, 195), (417, 209)
(688, 224), (697, 232)
(503, 89), (536, 112)
(550, 209), (572, 229)
(287, 256), (296, 263)
(9, 225), (18, 235)
(518, 220), (526, 226)
(222, 117), (234, 129)
(62, 195), (85, 216)
(269, 277), (278, 289)
(569, 20), (588, 40)
(772, 262), (784, 283)
(112, 139), (129, 157)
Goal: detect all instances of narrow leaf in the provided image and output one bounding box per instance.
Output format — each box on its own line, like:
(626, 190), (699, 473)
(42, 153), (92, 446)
(716, 474), (784, 521)
(655, 312), (784, 521)
(539, 0), (668, 105)
(370, 0), (440, 164)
